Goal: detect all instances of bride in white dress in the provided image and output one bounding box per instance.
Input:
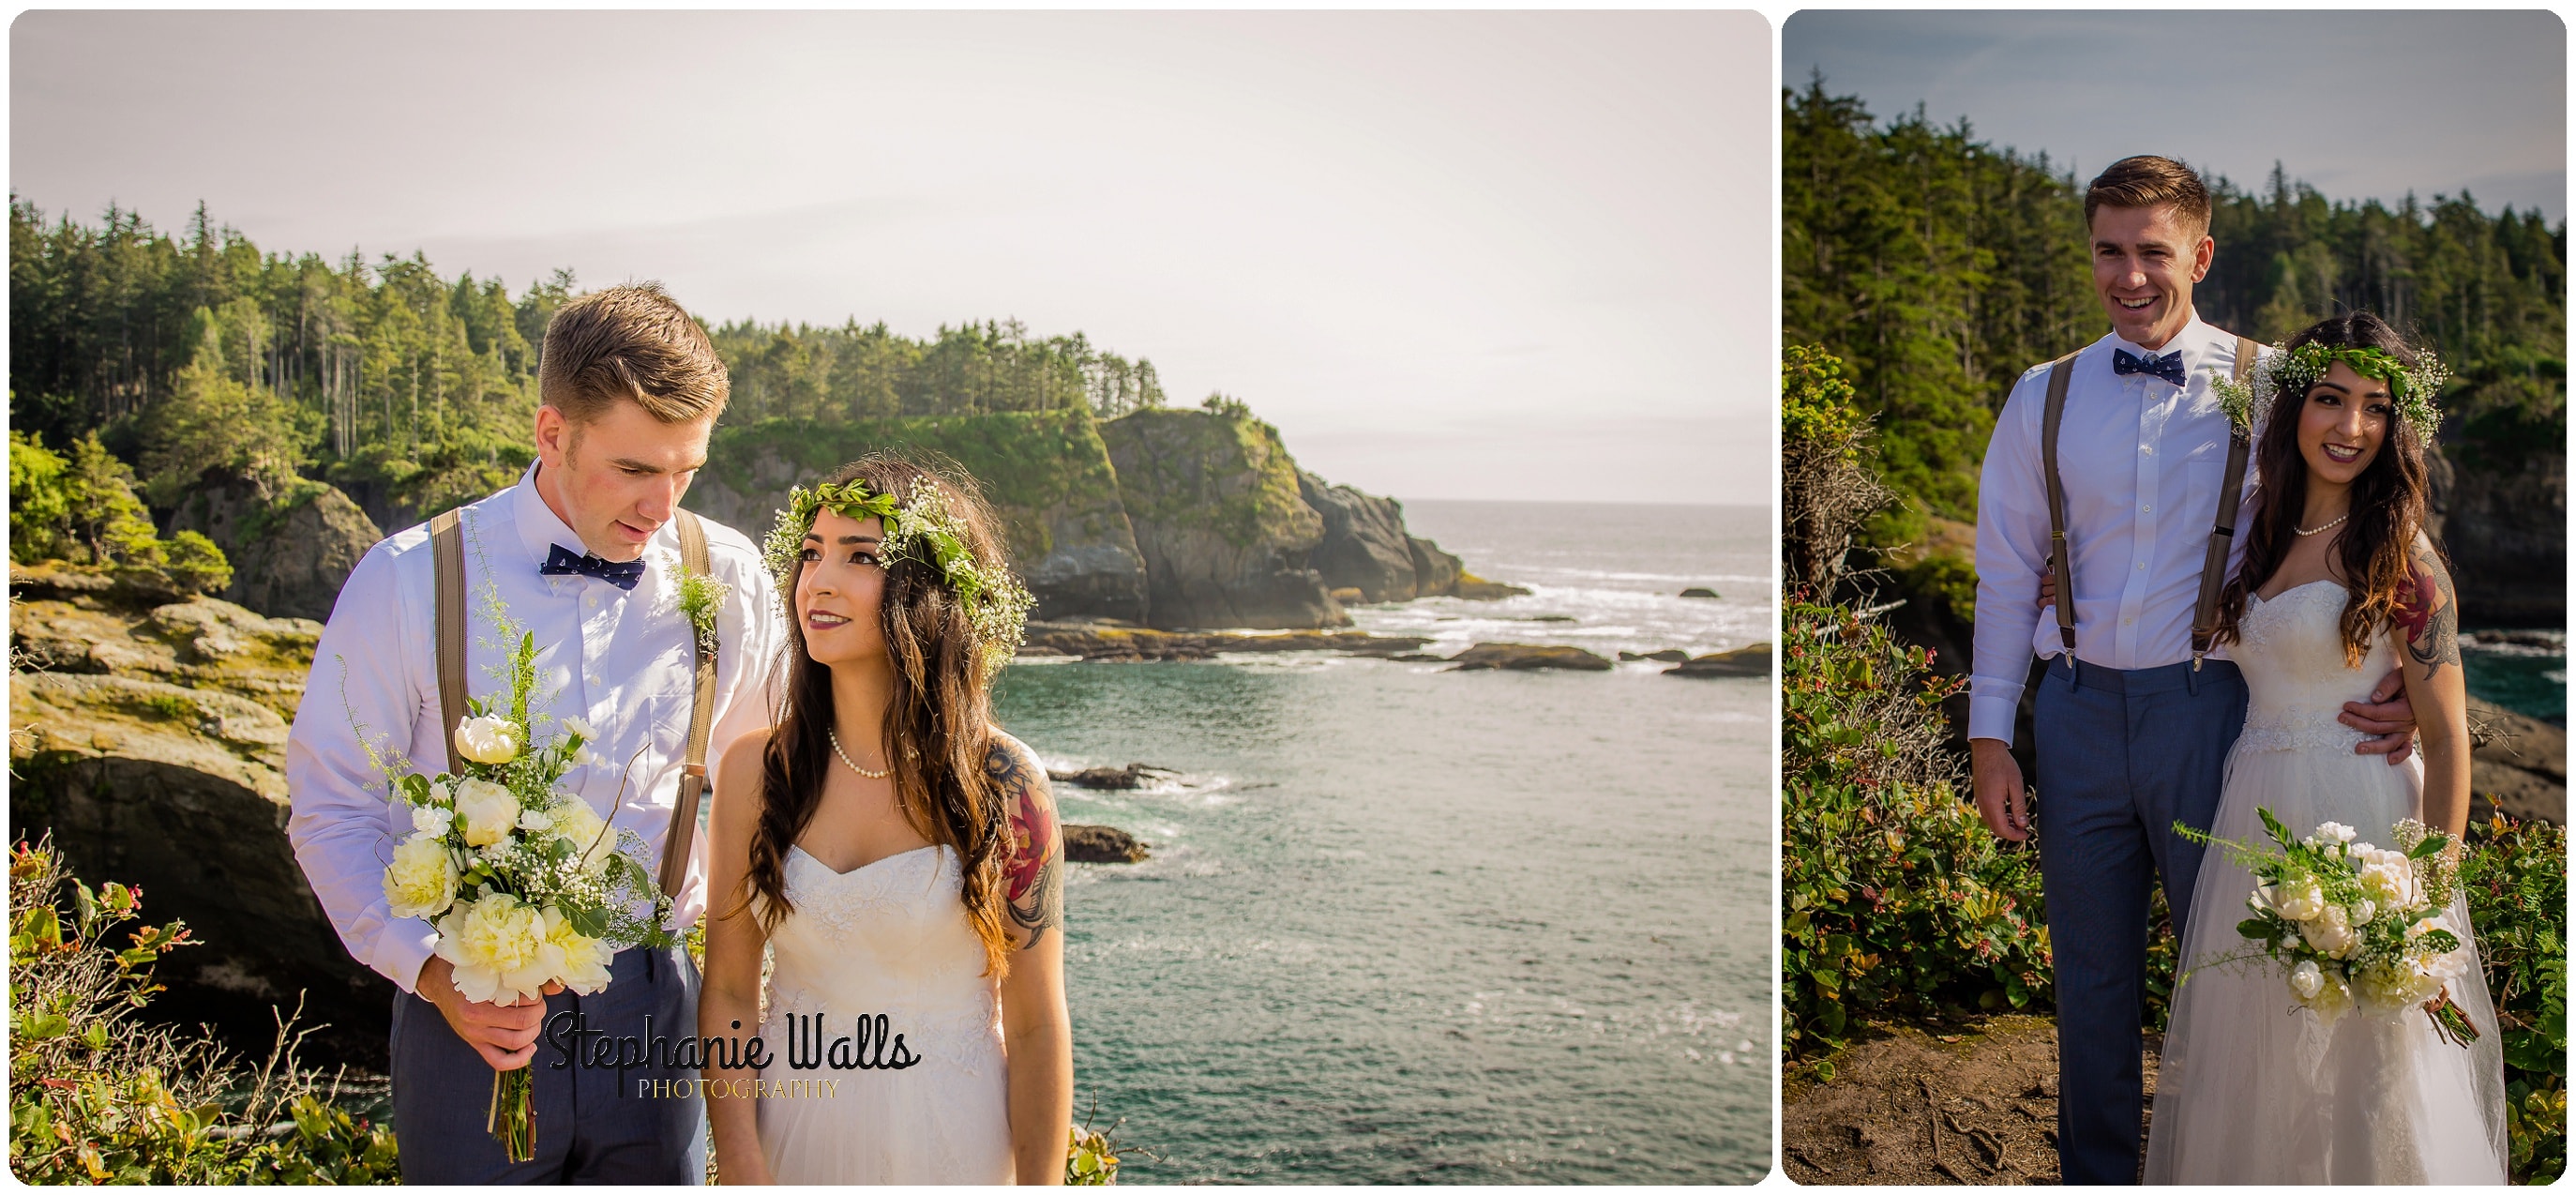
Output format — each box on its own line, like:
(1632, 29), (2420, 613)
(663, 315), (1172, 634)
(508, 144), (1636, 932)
(700, 456), (1070, 1184)
(2144, 314), (2506, 1183)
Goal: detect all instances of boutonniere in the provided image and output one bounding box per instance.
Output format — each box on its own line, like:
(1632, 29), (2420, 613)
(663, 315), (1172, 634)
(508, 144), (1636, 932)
(673, 562), (730, 663)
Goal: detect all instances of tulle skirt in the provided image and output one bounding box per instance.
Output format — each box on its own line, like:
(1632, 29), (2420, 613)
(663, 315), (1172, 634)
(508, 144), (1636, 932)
(2144, 742), (2508, 1184)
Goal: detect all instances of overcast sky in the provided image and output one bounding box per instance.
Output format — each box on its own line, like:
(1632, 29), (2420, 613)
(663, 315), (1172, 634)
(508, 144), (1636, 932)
(1785, 10), (2565, 222)
(12, 10), (1771, 507)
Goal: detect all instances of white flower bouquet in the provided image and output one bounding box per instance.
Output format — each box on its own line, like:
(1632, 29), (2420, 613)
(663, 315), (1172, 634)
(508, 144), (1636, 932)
(2181, 808), (2478, 1046)
(379, 626), (675, 1161)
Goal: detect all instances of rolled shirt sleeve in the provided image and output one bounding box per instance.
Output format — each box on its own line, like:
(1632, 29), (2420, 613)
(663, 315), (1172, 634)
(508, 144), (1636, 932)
(283, 539), (441, 994)
(1969, 363), (2056, 745)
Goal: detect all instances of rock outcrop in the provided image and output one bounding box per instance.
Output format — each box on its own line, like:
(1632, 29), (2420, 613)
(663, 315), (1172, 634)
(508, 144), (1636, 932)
(2428, 442), (2566, 628)
(1062, 824), (1150, 864)
(1020, 621), (1427, 662)
(9, 567), (393, 1063)
(1667, 643), (1772, 678)
(167, 475), (383, 622)
(1298, 472), (1419, 603)
(686, 410), (1152, 625)
(1409, 537), (1463, 598)
(1444, 643), (1616, 672)
(2468, 697), (2566, 824)
(1101, 409), (1347, 630)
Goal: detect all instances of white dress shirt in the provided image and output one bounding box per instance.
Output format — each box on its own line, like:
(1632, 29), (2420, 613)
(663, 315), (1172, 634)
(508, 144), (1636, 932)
(285, 466), (782, 993)
(1968, 315), (2266, 743)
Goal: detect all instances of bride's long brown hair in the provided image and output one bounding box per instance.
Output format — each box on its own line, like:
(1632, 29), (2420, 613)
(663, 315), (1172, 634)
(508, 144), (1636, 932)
(2211, 311), (2438, 665)
(730, 454), (1018, 978)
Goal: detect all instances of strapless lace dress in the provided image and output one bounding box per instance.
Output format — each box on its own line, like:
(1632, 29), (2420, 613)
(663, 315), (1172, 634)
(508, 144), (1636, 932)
(2144, 581), (2507, 1184)
(755, 844), (1015, 1184)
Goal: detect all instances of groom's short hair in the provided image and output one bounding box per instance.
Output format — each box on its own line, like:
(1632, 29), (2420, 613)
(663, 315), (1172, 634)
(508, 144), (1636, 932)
(539, 281), (731, 425)
(2085, 156), (2211, 238)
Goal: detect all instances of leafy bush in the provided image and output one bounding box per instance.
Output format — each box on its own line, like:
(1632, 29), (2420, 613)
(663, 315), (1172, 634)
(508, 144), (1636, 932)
(8, 839), (398, 1184)
(1781, 592), (2053, 1068)
(2463, 815), (2568, 1184)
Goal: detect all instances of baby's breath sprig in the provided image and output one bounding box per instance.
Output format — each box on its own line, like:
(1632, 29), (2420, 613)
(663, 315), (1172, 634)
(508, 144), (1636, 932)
(2252, 341), (2449, 441)
(764, 476), (1034, 680)
(674, 567), (730, 661)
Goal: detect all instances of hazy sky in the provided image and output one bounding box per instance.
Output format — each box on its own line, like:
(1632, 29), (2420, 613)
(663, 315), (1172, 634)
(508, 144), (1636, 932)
(1785, 10), (2566, 222)
(12, 10), (1772, 507)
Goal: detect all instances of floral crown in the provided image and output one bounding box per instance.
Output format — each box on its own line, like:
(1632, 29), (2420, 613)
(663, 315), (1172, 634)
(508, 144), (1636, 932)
(762, 476), (1034, 679)
(2210, 340), (2448, 440)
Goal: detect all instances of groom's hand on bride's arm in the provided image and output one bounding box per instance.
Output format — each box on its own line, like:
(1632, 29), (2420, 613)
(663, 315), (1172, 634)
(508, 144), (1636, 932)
(2342, 669), (2418, 766)
(417, 956), (562, 1070)
(1970, 739), (2030, 842)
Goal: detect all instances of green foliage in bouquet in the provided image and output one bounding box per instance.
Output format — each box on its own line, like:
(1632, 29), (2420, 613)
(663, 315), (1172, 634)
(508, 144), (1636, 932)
(8, 839), (398, 1184)
(1781, 592), (2052, 1069)
(2463, 815), (2568, 1185)
(1063, 1096), (1157, 1185)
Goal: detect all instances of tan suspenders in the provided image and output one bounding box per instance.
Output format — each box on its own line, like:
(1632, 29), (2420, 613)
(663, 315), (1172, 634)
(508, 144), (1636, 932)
(2040, 336), (2258, 669)
(429, 507), (717, 907)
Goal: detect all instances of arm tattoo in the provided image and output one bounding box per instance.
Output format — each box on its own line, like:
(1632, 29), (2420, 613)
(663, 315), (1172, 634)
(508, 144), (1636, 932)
(987, 741), (1062, 949)
(2392, 547), (2461, 678)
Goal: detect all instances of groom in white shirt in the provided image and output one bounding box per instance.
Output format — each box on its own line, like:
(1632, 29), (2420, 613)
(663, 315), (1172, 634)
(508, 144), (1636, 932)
(285, 283), (779, 1182)
(1966, 157), (2417, 1183)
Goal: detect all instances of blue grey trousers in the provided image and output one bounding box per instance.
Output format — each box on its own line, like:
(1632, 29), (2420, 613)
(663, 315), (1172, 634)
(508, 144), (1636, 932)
(2032, 655), (2246, 1186)
(391, 945), (706, 1184)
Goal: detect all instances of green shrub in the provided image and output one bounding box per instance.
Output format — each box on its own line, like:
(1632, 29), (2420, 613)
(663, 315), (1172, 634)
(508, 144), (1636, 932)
(8, 839), (398, 1184)
(1781, 592), (2053, 1067)
(10, 431), (74, 564)
(162, 531), (233, 598)
(2464, 815), (2568, 1185)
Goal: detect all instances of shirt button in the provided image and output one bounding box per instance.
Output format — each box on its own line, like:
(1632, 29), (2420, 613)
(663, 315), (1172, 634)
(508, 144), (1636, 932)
(2125, 617), (2135, 626)
(2142, 504), (2152, 513)
(2142, 446), (2153, 456)
(2137, 562), (2147, 570)
(585, 592), (600, 608)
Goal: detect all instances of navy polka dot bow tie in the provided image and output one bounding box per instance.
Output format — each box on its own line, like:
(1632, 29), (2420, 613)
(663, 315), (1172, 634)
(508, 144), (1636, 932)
(2113, 347), (2188, 387)
(541, 543), (646, 590)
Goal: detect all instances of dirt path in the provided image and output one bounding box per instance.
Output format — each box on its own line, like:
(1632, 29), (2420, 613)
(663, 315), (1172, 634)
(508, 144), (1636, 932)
(1782, 1016), (2162, 1185)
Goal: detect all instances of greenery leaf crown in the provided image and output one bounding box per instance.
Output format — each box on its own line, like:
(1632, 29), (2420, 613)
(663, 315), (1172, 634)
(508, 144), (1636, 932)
(762, 477), (1034, 679)
(2208, 341), (2448, 440)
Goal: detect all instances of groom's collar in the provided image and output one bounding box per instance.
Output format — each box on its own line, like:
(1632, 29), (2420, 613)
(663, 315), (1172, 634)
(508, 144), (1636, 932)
(511, 462), (588, 570)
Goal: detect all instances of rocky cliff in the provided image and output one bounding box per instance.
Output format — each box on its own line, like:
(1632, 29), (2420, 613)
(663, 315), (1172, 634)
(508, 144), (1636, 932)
(166, 474), (384, 623)
(1100, 409), (1348, 629)
(8, 565), (394, 1063)
(2427, 444), (2565, 628)
(685, 409), (1152, 625)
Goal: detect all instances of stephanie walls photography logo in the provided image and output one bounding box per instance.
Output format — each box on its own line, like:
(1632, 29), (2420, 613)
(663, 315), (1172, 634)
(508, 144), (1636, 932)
(545, 1011), (924, 1098)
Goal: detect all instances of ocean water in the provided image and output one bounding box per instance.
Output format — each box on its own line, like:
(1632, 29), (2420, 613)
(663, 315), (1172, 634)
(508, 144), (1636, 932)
(2463, 629), (2567, 724)
(993, 501), (1770, 1184)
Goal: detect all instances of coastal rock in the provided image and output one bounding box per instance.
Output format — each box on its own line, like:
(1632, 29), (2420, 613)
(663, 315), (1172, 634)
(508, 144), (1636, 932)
(1020, 621), (1427, 662)
(1619, 649), (1693, 663)
(2467, 697), (2566, 824)
(1666, 644), (1772, 678)
(1062, 824), (1150, 864)
(1452, 572), (1534, 601)
(1297, 471), (1420, 602)
(1047, 764), (1171, 791)
(1444, 643), (1616, 673)
(1408, 537), (1462, 598)
(1101, 409), (1347, 629)
(1680, 586), (1721, 599)
(685, 409), (1153, 625)
(2426, 445), (2565, 627)
(166, 475), (383, 622)
(8, 582), (390, 1063)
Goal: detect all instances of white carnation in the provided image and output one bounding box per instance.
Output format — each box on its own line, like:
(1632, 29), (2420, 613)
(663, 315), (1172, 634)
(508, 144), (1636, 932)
(454, 715), (523, 765)
(433, 892), (564, 1006)
(517, 809), (554, 833)
(562, 716), (597, 741)
(2288, 959), (2325, 1001)
(384, 835), (460, 920)
(452, 779), (520, 847)
(410, 804), (456, 840)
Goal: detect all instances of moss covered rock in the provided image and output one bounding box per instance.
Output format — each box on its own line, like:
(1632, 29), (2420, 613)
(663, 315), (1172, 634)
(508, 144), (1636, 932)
(686, 409), (1151, 623)
(1100, 409), (1346, 629)
(167, 473), (383, 622)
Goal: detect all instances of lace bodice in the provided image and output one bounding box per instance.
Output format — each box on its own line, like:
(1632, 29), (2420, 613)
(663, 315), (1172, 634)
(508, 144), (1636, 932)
(2229, 580), (2396, 756)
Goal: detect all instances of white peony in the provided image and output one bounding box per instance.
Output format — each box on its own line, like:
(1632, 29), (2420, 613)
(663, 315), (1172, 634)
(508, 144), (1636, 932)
(384, 835), (460, 920)
(2348, 898), (2377, 927)
(2297, 904), (2359, 959)
(433, 892), (565, 1006)
(410, 803), (456, 840)
(454, 715), (523, 765)
(549, 796), (616, 872)
(2273, 877), (2327, 922)
(2358, 849), (2422, 910)
(2288, 959), (2326, 1001)
(452, 779), (521, 847)
(542, 906), (614, 994)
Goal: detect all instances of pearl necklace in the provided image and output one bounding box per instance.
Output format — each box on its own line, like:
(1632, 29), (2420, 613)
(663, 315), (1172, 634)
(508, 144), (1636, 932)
(2294, 513), (2349, 537)
(827, 728), (891, 779)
